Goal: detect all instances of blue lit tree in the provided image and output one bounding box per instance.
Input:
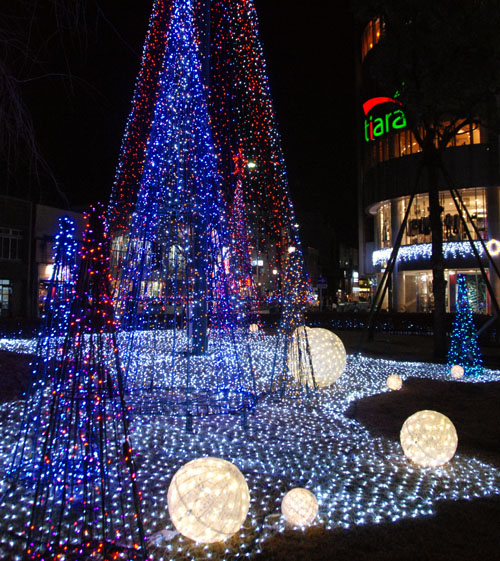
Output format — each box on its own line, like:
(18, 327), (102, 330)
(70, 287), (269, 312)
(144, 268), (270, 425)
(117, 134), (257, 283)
(41, 215), (79, 338)
(114, 0), (257, 421)
(16, 205), (146, 560)
(448, 274), (483, 377)
(10, 215), (79, 482)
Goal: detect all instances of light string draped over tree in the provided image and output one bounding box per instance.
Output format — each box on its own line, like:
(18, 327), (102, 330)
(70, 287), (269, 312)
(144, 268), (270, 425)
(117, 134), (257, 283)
(206, 0), (313, 394)
(113, 0), (257, 423)
(9, 215), (79, 483)
(15, 204), (145, 560)
(448, 274), (483, 377)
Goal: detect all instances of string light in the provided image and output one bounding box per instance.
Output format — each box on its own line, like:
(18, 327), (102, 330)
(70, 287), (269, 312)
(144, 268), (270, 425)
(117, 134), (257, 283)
(400, 410), (458, 468)
(5, 205), (146, 560)
(281, 488), (319, 527)
(486, 238), (500, 257)
(0, 349), (499, 559)
(372, 241), (486, 267)
(167, 457), (250, 543)
(108, 0), (172, 235)
(447, 274), (483, 377)
(386, 374), (403, 390)
(113, 0), (258, 420)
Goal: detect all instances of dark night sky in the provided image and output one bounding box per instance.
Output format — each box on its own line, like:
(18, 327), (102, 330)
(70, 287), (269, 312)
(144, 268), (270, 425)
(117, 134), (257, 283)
(27, 1), (358, 247)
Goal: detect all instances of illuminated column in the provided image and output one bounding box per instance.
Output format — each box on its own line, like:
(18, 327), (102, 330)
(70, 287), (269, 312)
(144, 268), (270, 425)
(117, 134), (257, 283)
(486, 185), (500, 311)
(391, 198), (405, 312)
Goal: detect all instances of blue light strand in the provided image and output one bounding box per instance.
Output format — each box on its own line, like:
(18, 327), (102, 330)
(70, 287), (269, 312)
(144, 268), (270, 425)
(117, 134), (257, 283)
(8, 215), (78, 482)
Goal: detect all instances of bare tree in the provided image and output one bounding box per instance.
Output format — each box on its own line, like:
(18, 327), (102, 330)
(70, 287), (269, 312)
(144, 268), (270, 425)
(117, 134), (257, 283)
(0, 1), (96, 205)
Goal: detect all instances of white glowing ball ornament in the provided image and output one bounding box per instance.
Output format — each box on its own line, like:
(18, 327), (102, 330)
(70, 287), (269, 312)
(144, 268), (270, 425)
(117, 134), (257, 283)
(167, 457), (250, 543)
(400, 410), (458, 468)
(249, 323), (259, 333)
(281, 488), (318, 526)
(387, 374), (403, 390)
(290, 327), (346, 388)
(450, 364), (464, 379)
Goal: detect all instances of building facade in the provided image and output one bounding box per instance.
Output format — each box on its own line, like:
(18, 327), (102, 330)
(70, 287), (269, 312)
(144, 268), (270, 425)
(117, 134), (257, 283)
(358, 19), (500, 314)
(0, 195), (84, 321)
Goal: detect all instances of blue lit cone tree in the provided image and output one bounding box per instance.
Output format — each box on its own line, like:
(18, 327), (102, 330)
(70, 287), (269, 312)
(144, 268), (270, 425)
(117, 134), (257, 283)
(448, 274), (483, 377)
(114, 0), (256, 420)
(24, 205), (145, 560)
(9, 216), (79, 481)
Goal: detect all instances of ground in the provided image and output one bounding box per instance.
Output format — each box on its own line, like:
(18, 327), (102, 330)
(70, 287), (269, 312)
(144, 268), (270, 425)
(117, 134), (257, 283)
(256, 375), (500, 561)
(0, 330), (499, 560)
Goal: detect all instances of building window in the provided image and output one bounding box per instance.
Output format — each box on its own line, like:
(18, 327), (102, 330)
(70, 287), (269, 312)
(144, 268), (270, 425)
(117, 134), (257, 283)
(375, 201), (392, 248)
(366, 122), (481, 167)
(0, 228), (23, 260)
(0, 279), (11, 316)
(361, 18), (383, 61)
(110, 234), (127, 271)
(403, 270), (488, 314)
(446, 122), (480, 147)
(398, 188), (487, 245)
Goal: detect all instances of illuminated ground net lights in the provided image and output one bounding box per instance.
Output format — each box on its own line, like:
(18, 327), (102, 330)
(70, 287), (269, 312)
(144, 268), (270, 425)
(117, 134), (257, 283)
(0, 345), (500, 560)
(1, 206), (145, 560)
(113, 0), (258, 421)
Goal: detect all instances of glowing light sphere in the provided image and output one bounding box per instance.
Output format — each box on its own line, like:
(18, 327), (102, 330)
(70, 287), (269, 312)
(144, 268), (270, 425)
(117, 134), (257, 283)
(167, 457), (250, 544)
(487, 238), (500, 257)
(291, 327), (346, 388)
(450, 364), (465, 379)
(400, 410), (458, 468)
(387, 374), (403, 390)
(281, 488), (318, 526)
(249, 323), (259, 333)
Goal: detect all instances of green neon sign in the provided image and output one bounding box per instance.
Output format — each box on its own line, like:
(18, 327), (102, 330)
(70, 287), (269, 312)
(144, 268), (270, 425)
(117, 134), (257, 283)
(363, 97), (407, 142)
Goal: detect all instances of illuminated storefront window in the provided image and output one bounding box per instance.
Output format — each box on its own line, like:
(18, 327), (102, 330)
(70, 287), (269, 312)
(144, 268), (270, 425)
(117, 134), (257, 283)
(375, 201), (392, 248)
(402, 270), (488, 314)
(0, 279), (11, 317)
(398, 188), (487, 245)
(361, 18), (383, 61)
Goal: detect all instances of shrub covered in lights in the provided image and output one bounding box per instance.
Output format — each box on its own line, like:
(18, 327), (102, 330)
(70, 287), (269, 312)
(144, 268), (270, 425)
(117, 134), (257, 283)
(400, 410), (458, 468)
(167, 457), (250, 544)
(281, 488), (319, 527)
(447, 274), (483, 377)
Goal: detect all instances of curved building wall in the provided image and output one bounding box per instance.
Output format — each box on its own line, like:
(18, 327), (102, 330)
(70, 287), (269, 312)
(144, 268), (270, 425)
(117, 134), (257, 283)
(362, 144), (499, 211)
